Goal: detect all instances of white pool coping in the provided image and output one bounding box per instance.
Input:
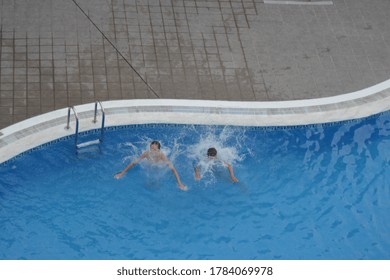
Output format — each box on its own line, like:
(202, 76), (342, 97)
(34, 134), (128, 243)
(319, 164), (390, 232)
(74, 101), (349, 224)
(1, 78), (390, 164)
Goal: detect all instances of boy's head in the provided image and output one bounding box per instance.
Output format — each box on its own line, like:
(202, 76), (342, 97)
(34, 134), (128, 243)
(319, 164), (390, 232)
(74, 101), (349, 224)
(150, 140), (161, 150)
(207, 147), (217, 157)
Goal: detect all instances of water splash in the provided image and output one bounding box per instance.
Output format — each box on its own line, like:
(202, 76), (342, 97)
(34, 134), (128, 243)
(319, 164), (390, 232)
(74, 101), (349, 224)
(186, 126), (247, 163)
(185, 126), (249, 185)
(117, 125), (251, 187)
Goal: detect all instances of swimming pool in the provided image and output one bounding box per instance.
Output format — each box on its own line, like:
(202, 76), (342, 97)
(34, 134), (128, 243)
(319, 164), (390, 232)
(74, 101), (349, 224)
(1, 110), (389, 259)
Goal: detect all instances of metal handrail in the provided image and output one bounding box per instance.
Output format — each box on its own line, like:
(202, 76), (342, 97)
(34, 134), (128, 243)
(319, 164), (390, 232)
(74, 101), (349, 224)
(66, 102), (105, 149)
(66, 106), (79, 146)
(94, 101), (105, 142)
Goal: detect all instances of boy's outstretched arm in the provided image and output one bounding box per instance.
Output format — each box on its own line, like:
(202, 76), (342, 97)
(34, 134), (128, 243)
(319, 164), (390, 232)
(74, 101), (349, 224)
(226, 163), (239, 182)
(114, 152), (146, 179)
(194, 165), (201, 180)
(163, 156), (188, 191)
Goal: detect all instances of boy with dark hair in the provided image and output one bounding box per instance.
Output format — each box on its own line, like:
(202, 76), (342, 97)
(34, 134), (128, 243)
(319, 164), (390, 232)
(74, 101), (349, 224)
(195, 147), (238, 183)
(115, 141), (188, 191)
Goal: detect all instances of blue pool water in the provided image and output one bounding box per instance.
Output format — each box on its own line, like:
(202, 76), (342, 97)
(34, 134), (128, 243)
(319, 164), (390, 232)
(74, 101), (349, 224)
(0, 112), (389, 260)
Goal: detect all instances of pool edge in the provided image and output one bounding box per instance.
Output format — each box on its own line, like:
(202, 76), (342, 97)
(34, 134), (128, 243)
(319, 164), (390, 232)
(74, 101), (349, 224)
(1, 79), (390, 163)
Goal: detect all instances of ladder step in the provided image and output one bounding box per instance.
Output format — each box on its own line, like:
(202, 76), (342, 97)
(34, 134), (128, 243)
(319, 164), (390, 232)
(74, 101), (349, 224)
(76, 139), (101, 149)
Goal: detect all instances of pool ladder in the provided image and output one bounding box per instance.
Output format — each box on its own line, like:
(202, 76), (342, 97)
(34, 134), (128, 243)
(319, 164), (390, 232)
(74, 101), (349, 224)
(66, 101), (105, 149)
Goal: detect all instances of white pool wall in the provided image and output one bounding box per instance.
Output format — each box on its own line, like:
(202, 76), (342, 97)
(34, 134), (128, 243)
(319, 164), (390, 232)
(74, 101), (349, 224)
(1, 79), (390, 164)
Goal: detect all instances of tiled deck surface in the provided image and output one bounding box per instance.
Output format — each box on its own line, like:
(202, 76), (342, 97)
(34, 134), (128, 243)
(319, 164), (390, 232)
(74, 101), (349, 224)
(1, 0), (390, 129)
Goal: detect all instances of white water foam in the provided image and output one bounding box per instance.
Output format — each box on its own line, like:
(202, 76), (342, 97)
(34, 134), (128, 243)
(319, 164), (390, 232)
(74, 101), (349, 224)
(185, 126), (249, 185)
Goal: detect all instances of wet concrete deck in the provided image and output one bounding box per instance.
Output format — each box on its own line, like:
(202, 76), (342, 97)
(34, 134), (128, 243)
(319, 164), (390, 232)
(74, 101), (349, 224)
(1, 0), (390, 129)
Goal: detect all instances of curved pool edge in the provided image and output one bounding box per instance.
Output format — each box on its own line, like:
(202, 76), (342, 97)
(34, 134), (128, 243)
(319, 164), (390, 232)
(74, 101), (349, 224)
(1, 78), (390, 164)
